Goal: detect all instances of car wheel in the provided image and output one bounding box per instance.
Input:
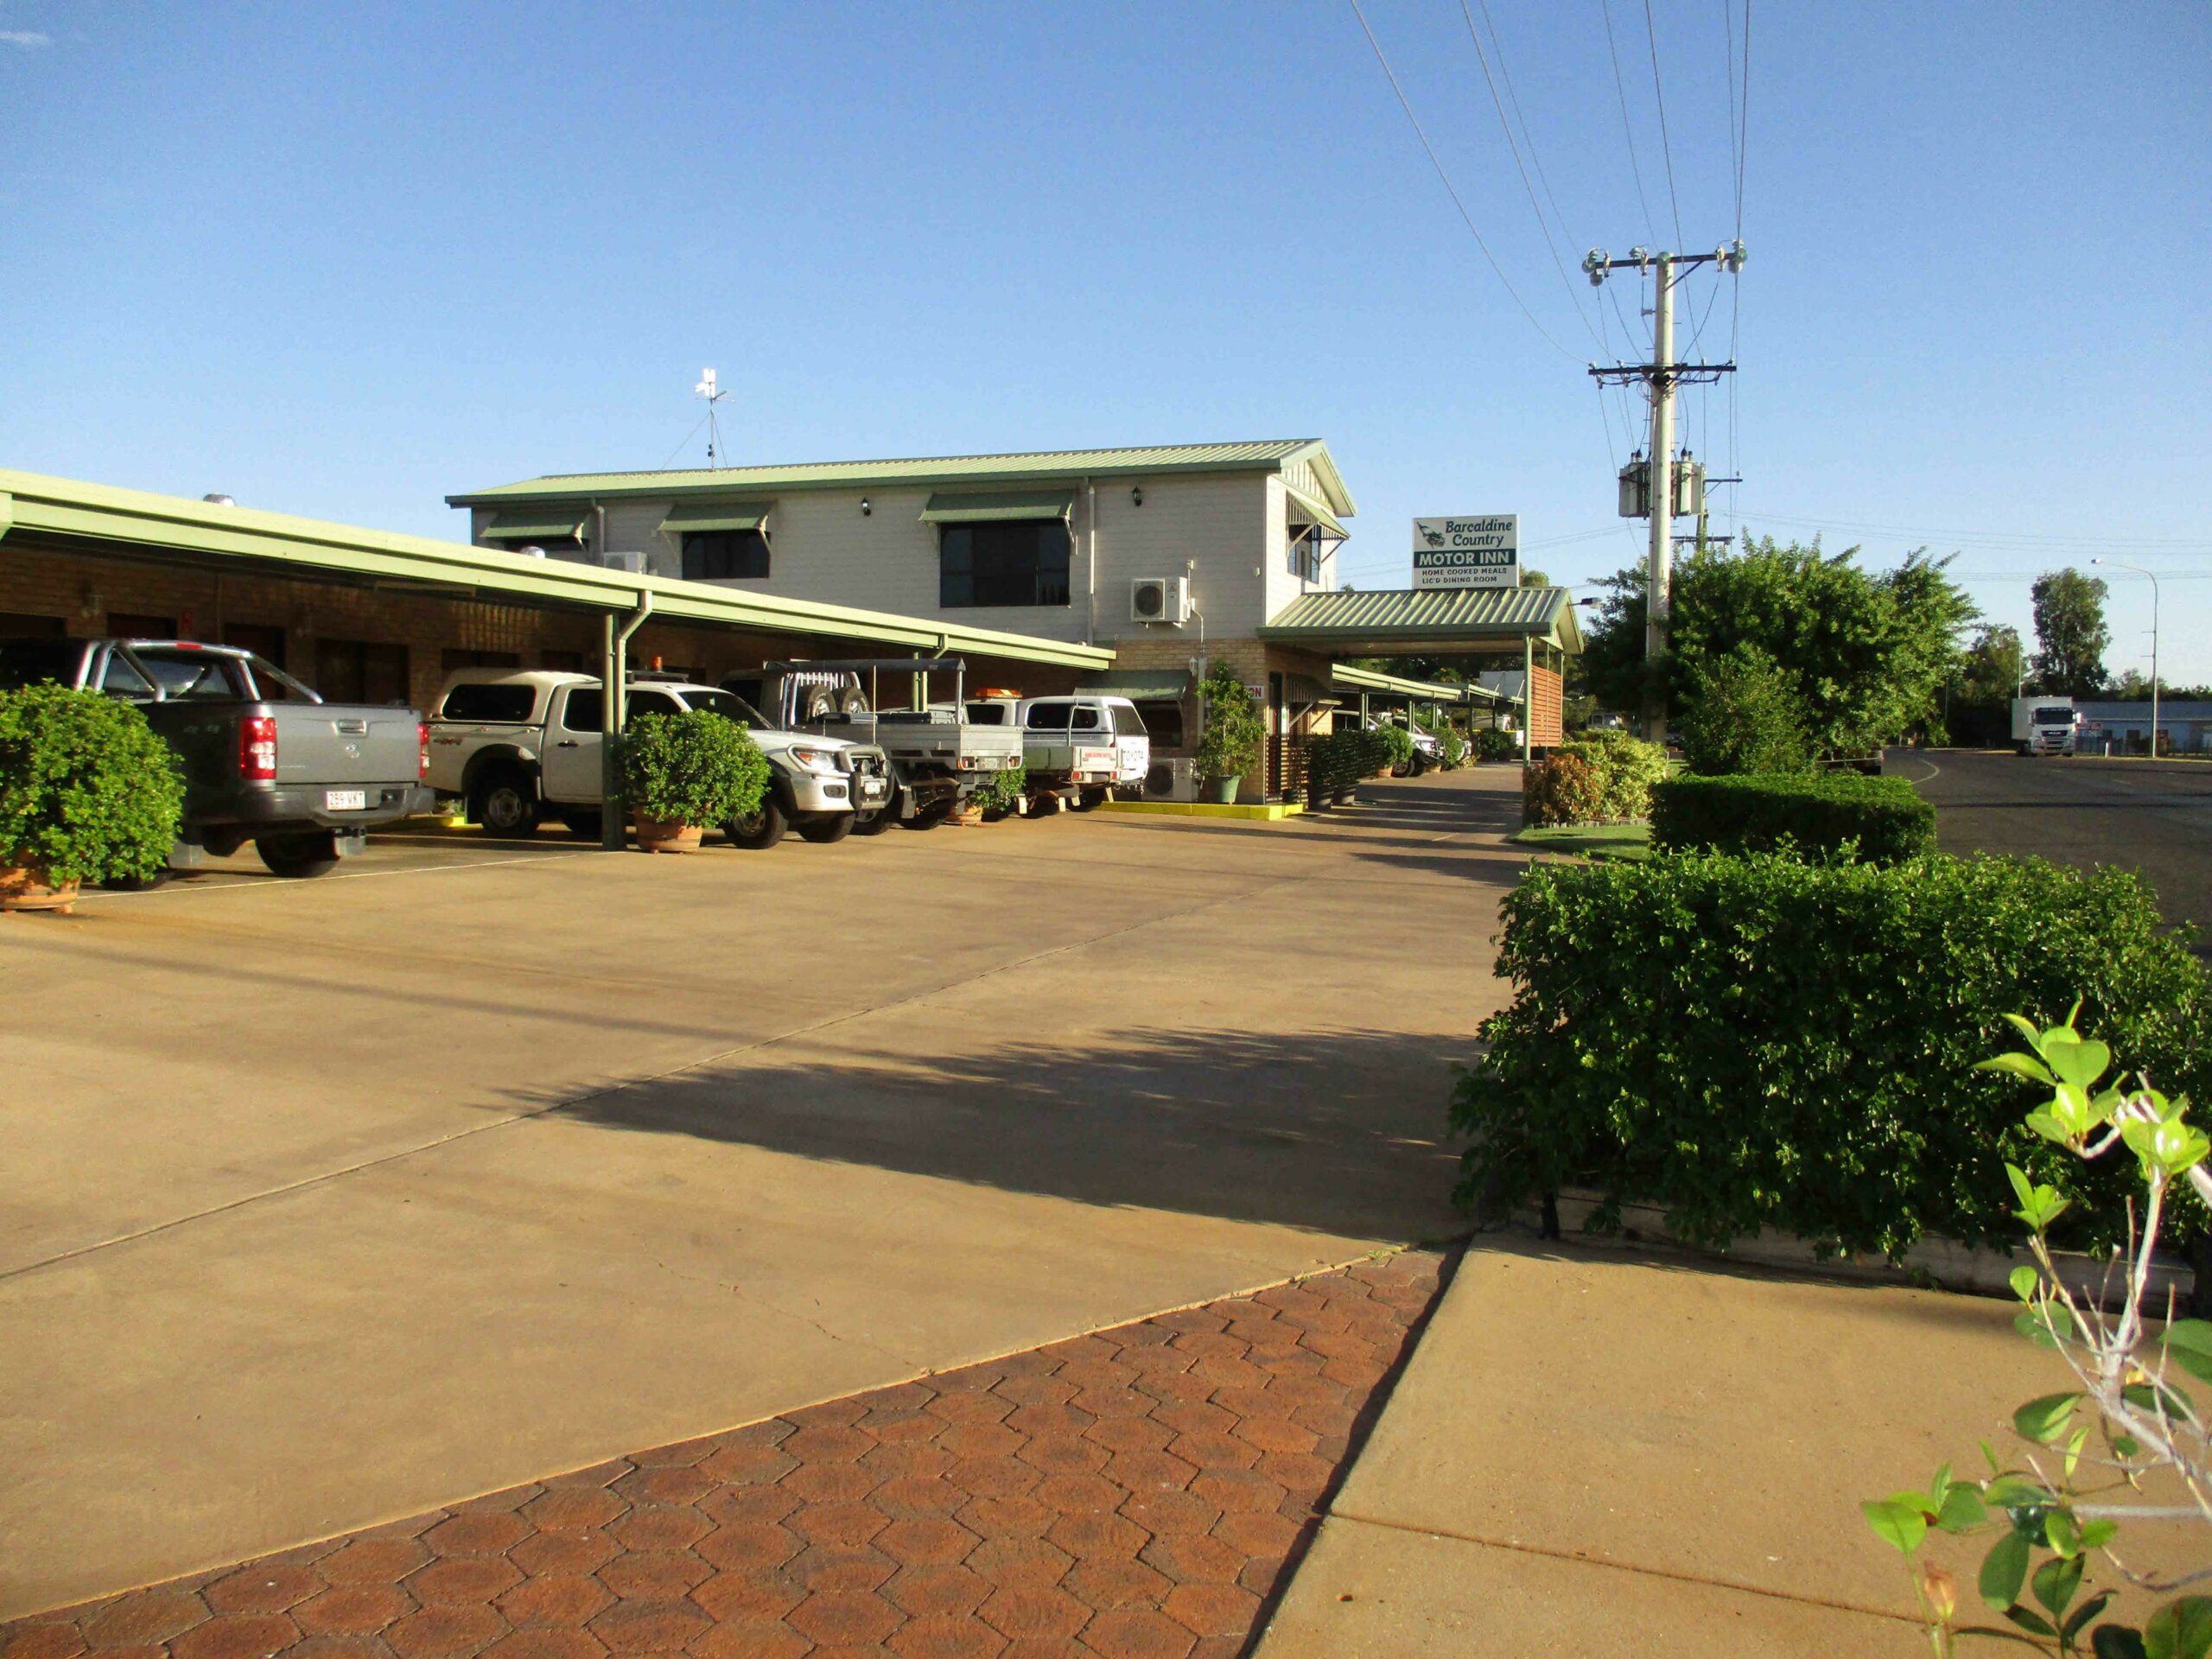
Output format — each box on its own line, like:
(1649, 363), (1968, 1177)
(899, 800), (953, 831)
(725, 795), (788, 849)
(849, 809), (893, 836)
(798, 813), (854, 844)
(472, 771), (539, 836)
(256, 832), (341, 878)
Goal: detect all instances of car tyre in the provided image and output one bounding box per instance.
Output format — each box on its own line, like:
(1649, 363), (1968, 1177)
(256, 831), (342, 879)
(849, 808), (893, 836)
(471, 770), (539, 836)
(798, 813), (854, 844)
(725, 795), (788, 849)
(899, 800), (954, 831)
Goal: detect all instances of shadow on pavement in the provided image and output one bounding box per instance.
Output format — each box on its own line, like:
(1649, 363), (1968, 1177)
(549, 1024), (1474, 1241)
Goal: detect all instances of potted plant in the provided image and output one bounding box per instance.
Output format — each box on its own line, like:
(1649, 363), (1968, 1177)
(617, 709), (769, 854)
(1194, 664), (1265, 804)
(974, 763), (1027, 823)
(0, 683), (184, 914)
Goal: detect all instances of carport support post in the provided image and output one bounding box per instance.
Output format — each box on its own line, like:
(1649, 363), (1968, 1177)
(1523, 633), (1535, 755)
(599, 614), (623, 849)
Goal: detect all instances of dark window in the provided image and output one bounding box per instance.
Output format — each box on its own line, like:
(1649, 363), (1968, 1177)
(939, 520), (1071, 608)
(313, 639), (410, 704)
(1024, 703), (1072, 730)
(0, 612), (67, 639)
(562, 689), (604, 732)
(223, 623), (287, 667)
(1133, 699), (1184, 748)
(133, 647), (247, 700)
(541, 649), (586, 672)
(1287, 526), (1324, 584)
(108, 613), (177, 640)
(441, 648), (521, 675)
(963, 702), (1014, 725)
(99, 652), (156, 699)
(674, 689), (769, 730)
(439, 683), (537, 722)
(0, 640), (91, 690)
(1068, 705), (1103, 732)
(626, 690), (683, 720)
(683, 531), (771, 580)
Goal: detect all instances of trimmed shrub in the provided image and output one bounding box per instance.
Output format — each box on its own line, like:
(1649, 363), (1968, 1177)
(1451, 850), (2209, 1258)
(1680, 643), (1815, 775)
(1473, 728), (1519, 763)
(1522, 751), (1603, 827)
(1377, 722), (1417, 773)
(0, 683), (184, 885)
(1649, 771), (1936, 863)
(1556, 731), (1668, 821)
(1440, 728), (1468, 768)
(1303, 729), (1391, 801)
(618, 709), (770, 826)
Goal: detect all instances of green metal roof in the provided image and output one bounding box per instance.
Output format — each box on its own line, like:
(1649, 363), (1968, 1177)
(659, 499), (772, 534)
(1075, 667), (1192, 701)
(481, 507), (588, 542)
(919, 488), (1076, 524)
(1330, 664), (1508, 705)
(448, 440), (1354, 516)
(1262, 584), (1580, 652)
(0, 468), (1114, 671)
(1283, 486), (1347, 540)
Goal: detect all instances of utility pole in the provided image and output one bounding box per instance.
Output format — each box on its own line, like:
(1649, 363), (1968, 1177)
(2094, 559), (2160, 756)
(1586, 242), (1746, 742)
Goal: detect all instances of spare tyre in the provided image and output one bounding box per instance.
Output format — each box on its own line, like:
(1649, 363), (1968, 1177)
(796, 683), (841, 723)
(836, 686), (870, 719)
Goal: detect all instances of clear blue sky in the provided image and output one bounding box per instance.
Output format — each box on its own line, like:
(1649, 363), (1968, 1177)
(4, 1), (2207, 682)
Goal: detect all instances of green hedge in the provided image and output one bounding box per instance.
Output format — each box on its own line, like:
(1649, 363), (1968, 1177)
(1649, 771), (1936, 862)
(1556, 731), (1669, 821)
(1522, 752), (1602, 827)
(1473, 728), (1519, 763)
(1451, 850), (2209, 1258)
(1304, 730), (1391, 800)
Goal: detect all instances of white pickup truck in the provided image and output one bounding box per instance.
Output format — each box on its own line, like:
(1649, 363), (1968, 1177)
(425, 669), (893, 847)
(722, 658), (1025, 830)
(963, 694), (1150, 812)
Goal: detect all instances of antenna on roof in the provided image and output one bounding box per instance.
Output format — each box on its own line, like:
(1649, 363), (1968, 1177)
(694, 368), (728, 468)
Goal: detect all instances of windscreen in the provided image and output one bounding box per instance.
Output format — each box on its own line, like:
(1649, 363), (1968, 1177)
(440, 683), (536, 722)
(678, 689), (771, 731)
(2034, 707), (2075, 726)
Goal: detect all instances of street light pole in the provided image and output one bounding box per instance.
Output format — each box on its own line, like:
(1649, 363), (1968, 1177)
(2092, 559), (2160, 757)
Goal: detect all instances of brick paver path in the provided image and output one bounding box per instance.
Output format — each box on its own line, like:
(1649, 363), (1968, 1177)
(5, 1251), (1443, 1659)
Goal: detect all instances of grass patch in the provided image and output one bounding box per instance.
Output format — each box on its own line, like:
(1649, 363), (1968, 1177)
(1506, 822), (1653, 861)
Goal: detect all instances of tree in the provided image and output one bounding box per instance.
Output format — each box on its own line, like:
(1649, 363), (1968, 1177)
(2031, 569), (2109, 696)
(1579, 537), (1977, 757)
(1678, 645), (1814, 775)
(1959, 625), (2027, 706)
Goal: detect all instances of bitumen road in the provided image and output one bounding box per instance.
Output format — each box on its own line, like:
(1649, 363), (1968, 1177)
(1888, 748), (2212, 951)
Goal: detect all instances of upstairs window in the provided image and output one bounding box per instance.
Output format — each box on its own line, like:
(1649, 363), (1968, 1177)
(683, 530), (771, 580)
(940, 521), (1071, 608)
(1287, 525), (1325, 584)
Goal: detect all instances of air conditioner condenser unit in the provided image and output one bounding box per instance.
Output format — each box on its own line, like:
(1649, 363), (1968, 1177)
(1142, 757), (1200, 802)
(1131, 575), (1192, 626)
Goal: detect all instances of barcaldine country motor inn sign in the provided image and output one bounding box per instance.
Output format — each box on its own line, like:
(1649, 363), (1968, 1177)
(1411, 515), (1518, 590)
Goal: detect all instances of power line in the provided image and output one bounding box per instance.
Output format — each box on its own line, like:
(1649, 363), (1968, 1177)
(1642, 0), (1687, 248)
(1346, 0), (1585, 362)
(1739, 512), (2212, 550)
(1599, 0), (1658, 244)
(1477, 1), (1587, 268)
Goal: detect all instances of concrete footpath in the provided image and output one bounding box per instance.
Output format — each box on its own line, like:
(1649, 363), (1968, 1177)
(1254, 1237), (2189, 1658)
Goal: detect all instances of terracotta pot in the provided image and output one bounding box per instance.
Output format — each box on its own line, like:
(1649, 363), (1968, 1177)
(0, 861), (80, 914)
(633, 816), (703, 855)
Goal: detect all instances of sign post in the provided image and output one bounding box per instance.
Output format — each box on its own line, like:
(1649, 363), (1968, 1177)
(1412, 515), (1518, 589)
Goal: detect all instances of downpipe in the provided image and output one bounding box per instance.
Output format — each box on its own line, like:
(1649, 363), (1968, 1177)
(599, 590), (653, 850)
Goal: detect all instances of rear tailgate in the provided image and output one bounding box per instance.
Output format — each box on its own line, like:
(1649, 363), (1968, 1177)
(276, 702), (422, 788)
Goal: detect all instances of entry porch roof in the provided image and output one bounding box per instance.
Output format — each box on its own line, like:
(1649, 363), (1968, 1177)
(1260, 585), (1580, 655)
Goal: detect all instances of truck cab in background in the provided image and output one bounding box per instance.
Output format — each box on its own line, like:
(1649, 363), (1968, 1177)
(2012, 696), (2080, 757)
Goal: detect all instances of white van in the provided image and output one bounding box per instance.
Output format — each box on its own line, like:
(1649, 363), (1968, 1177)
(964, 694), (1151, 811)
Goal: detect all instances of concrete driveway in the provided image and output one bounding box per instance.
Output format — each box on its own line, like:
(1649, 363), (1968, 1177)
(0, 768), (1525, 1615)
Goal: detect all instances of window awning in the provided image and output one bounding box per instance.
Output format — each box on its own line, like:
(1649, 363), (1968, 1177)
(659, 500), (772, 536)
(920, 489), (1077, 524)
(1075, 668), (1192, 702)
(1285, 486), (1347, 540)
(480, 507), (588, 543)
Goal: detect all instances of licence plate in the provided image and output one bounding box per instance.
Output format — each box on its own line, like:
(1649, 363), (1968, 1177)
(325, 790), (367, 811)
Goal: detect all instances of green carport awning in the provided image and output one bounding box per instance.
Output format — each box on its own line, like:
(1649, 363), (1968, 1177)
(658, 499), (773, 535)
(920, 488), (1077, 524)
(1076, 668), (1191, 702)
(480, 506), (588, 543)
(1285, 486), (1347, 539)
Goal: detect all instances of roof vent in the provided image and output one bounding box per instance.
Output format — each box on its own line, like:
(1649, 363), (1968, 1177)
(201, 493), (236, 506)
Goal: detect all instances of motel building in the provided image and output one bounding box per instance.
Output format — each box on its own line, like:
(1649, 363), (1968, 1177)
(0, 442), (1574, 810)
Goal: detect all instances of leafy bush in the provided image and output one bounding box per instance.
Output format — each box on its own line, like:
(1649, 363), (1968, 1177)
(1473, 728), (1519, 763)
(0, 683), (184, 885)
(1650, 770), (1936, 863)
(974, 762), (1027, 816)
(1521, 751), (1604, 827)
(1303, 730), (1391, 800)
(1451, 850), (2209, 1259)
(1377, 722), (1417, 773)
(1680, 644), (1815, 775)
(1194, 664), (1264, 783)
(618, 710), (769, 826)
(1441, 728), (1468, 767)
(1556, 731), (1668, 820)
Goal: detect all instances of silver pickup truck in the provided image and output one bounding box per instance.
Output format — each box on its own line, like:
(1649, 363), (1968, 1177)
(964, 694), (1150, 813)
(0, 637), (433, 876)
(724, 658), (1024, 830)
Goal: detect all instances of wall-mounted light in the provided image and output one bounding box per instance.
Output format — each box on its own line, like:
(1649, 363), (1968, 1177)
(1131, 486), (1144, 507)
(861, 496), (872, 516)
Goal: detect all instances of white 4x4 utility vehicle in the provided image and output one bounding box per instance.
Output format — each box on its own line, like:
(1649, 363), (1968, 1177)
(426, 669), (893, 847)
(963, 695), (1150, 813)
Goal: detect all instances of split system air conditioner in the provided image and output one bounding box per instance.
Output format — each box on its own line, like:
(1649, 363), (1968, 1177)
(600, 550), (646, 574)
(1143, 757), (1200, 803)
(1130, 575), (1192, 626)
